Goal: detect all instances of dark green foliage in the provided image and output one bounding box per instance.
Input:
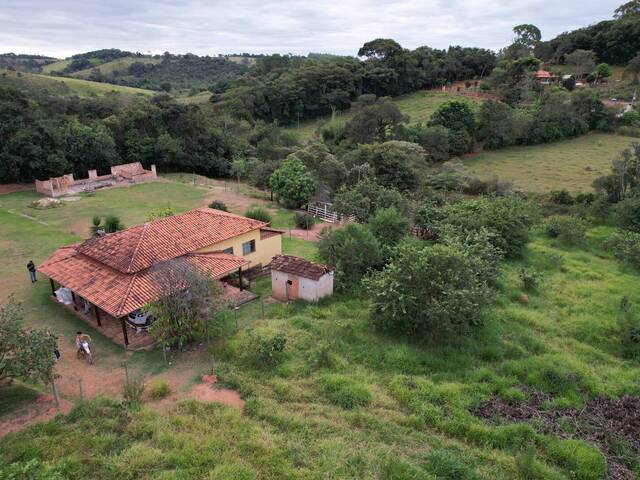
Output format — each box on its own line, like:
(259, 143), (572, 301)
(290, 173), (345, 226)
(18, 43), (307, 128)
(414, 125), (450, 162)
(294, 212), (315, 230)
(366, 240), (494, 338)
(424, 449), (480, 480)
(104, 215), (124, 233)
(122, 373), (145, 404)
(439, 196), (538, 258)
(543, 215), (587, 246)
(318, 223), (382, 290)
(519, 268), (541, 291)
(244, 207), (272, 223)
(448, 129), (474, 156)
(617, 297), (640, 360)
(476, 100), (518, 150)
(607, 229), (640, 269)
(550, 189), (574, 205)
(367, 207), (411, 251)
(428, 100), (476, 135)
(593, 143), (640, 202)
(332, 180), (407, 223)
(269, 157), (315, 208)
(615, 195), (640, 232)
(208, 200), (228, 211)
(345, 97), (408, 144)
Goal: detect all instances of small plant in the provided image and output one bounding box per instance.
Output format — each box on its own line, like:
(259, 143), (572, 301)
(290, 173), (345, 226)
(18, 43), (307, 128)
(104, 215), (124, 233)
(544, 215), (586, 246)
(607, 230), (640, 269)
(320, 374), (372, 409)
(618, 297), (640, 360)
(149, 379), (171, 400)
(246, 330), (287, 367)
(208, 200), (228, 211)
(519, 268), (540, 292)
(294, 212), (315, 230)
(123, 373), (145, 404)
(244, 206), (272, 223)
(550, 189), (574, 205)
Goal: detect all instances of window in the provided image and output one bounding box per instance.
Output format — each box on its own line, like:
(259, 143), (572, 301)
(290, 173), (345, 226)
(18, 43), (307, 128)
(222, 247), (234, 255)
(242, 240), (256, 256)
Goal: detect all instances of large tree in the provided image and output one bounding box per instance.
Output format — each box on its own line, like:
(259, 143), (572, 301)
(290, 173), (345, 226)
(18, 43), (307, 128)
(269, 156), (316, 208)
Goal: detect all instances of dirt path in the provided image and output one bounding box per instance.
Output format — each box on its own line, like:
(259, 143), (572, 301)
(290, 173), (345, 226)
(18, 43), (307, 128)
(286, 221), (343, 242)
(0, 395), (73, 437)
(151, 373), (245, 411)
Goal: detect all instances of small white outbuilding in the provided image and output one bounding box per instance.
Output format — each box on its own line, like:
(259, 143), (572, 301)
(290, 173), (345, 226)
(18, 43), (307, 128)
(270, 254), (334, 303)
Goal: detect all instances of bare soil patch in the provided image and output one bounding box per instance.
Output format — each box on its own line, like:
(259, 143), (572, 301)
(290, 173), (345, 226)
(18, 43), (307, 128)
(151, 373), (244, 411)
(0, 184), (32, 196)
(286, 221), (343, 242)
(472, 386), (640, 479)
(0, 395), (73, 437)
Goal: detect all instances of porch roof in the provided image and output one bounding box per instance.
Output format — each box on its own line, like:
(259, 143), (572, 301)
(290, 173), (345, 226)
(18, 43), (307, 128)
(38, 247), (249, 318)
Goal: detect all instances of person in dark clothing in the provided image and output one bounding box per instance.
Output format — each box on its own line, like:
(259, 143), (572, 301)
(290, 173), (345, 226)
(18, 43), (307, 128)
(27, 260), (37, 283)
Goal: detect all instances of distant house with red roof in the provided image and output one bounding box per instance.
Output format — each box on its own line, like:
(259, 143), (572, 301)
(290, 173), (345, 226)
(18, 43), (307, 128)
(535, 70), (559, 85)
(38, 208), (282, 349)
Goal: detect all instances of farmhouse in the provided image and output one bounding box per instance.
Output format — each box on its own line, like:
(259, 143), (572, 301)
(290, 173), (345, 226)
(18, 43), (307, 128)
(38, 208), (283, 349)
(270, 254), (334, 302)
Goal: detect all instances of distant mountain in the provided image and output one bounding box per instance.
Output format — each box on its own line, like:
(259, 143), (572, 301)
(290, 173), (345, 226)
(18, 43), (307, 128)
(0, 53), (57, 73)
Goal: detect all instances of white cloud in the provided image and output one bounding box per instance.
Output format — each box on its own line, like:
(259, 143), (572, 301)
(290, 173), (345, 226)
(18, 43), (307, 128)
(0, 0), (622, 58)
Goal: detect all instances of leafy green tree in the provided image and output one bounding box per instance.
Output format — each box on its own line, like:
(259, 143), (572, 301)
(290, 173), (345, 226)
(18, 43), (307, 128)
(428, 100), (476, 135)
(269, 156), (315, 208)
(230, 155), (247, 191)
(345, 97), (408, 144)
(318, 223), (382, 290)
(287, 143), (346, 194)
(368, 207), (411, 252)
(0, 297), (58, 386)
(476, 100), (518, 150)
(565, 49), (596, 76)
(614, 0), (640, 18)
(333, 180), (408, 223)
(624, 53), (640, 83)
(64, 121), (118, 176)
(415, 125), (450, 162)
(365, 240), (493, 338)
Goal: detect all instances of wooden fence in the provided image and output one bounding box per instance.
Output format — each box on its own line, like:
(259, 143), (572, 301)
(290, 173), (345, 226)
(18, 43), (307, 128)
(307, 202), (354, 223)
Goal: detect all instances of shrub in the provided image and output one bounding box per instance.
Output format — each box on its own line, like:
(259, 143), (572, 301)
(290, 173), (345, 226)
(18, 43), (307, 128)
(606, 230), (640, 269)
(424, 449), (480, 480)
(123, 373), (145, 404)
(519, 268), (541, 291)
(618, 126), (640, 138)
(366, 240), (493, 338)
(294, 212), (314, 230)
(104, 215), (124, 233)
(208, 200), (228, 211)
(243, 206), (271, 223)
(318, 223), (382, 290)
(320, 375), (372, 409)
(246, 330), (287, 367)
(543, 215), (586, 246)
(148, 380), (171, 400)
(269, 156), (315, 208)
(550, 189), (574, 205)
(615, 195), (640, 232)
(543, 438), (606, 480)
(618, 297), (640, 360)
(367, 207), (411, 250)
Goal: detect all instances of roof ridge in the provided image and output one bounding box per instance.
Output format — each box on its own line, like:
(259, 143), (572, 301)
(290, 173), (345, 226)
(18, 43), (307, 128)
(115, 272), (138, 317)
(126, 223), (149, 273)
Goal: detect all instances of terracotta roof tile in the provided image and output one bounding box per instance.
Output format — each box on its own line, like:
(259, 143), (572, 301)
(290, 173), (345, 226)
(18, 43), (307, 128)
(270, 254), (333, 281)
(77, 208), (265, 274)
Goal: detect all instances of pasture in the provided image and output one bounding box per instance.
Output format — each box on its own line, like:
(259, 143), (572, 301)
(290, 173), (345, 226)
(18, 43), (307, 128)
(463, 133), (637, 193)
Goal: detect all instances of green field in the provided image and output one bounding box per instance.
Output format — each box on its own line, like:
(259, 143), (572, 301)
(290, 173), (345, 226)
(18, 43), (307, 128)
(71, 56), (161, 79)
(0, 68), (155, 97)
(286, 90), (482, 142)
(40, 59), (71, 74)
(463, 133), (637, 193)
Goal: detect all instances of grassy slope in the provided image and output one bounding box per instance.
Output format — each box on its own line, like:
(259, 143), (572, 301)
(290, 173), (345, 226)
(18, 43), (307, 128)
(70, 56), (161, 79)
(285, 91), (483, 142)
(463, 133), (637, 193)
(40, 59), (71, 74)
(2, 225), (640, 478)
(0, 68), (155, 97)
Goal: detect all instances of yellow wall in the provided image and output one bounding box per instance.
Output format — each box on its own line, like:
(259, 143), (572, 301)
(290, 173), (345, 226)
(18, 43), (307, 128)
(194, 229), (281, 269)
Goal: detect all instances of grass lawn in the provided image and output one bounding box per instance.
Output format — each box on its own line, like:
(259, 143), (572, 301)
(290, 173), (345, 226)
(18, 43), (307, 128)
(285, 90), (482, 143)
(2, 227), (640, 478)
(0, 385), (40, 417)
(463, 133), (637, 193)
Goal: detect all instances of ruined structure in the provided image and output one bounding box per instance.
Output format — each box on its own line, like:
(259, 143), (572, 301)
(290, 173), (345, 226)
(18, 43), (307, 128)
(35, 162), (157, 197)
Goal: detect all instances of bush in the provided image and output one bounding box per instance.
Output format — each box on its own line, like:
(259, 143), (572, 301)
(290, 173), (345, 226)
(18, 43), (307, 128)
(208, 200), (228, 211)
(544, 438), (606, 480)
(244, 206), (271, 223)
(148, 380), (171, 400)
(617, 126), (640, 138)
(294, 212), (314, 230)
(550, 189), (574, 205)
(366, 239), (493, 338)
(246, 330), (287, 367)
(424, 449), (480, 480)
(606, 230), (640, 269)
(367, 207), (411, 250)
(543, 215), (586, 246)
(104, 215), (124, 233)
(320, 375), (372, 409)
(123, 373), (145, 404)
(617, 297), (640, 360)
(615, 195), (640, 232)
(318, 223), (382, 290)
(519, 268), (541, 291)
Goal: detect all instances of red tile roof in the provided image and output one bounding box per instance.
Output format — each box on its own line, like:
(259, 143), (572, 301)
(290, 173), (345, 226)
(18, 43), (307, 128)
(77, 208), (266, 273)
(39, 248), (248, 317)
(37, 208), (264, 317)
(270, 254), (333, 281)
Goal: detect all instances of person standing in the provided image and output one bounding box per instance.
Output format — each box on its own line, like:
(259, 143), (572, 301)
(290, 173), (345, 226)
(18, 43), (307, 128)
(27, 260), (37, 283)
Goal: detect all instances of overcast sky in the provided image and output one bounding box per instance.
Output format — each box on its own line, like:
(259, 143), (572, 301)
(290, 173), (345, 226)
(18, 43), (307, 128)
(0, 0), (622, 58)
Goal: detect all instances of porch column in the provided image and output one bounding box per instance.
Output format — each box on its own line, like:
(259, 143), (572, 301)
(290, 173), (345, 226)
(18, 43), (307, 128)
(120, 317), (129, 346)
(95, 307), (102, 327)
(49, 278), (56, 295)
(238, 267), (244, 291)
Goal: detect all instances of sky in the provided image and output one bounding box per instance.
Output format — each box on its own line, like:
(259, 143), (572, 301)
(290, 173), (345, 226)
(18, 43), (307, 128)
(0, 0), (623, 58)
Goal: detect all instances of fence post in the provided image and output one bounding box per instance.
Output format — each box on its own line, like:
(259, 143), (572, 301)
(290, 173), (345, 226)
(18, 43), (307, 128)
(210, 354), (216, 375)
(78, 379), (84, 400)
(51, 381), (60, 407)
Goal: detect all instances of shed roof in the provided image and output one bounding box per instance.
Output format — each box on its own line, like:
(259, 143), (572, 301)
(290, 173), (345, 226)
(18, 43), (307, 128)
(270, 254), (333, 281)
